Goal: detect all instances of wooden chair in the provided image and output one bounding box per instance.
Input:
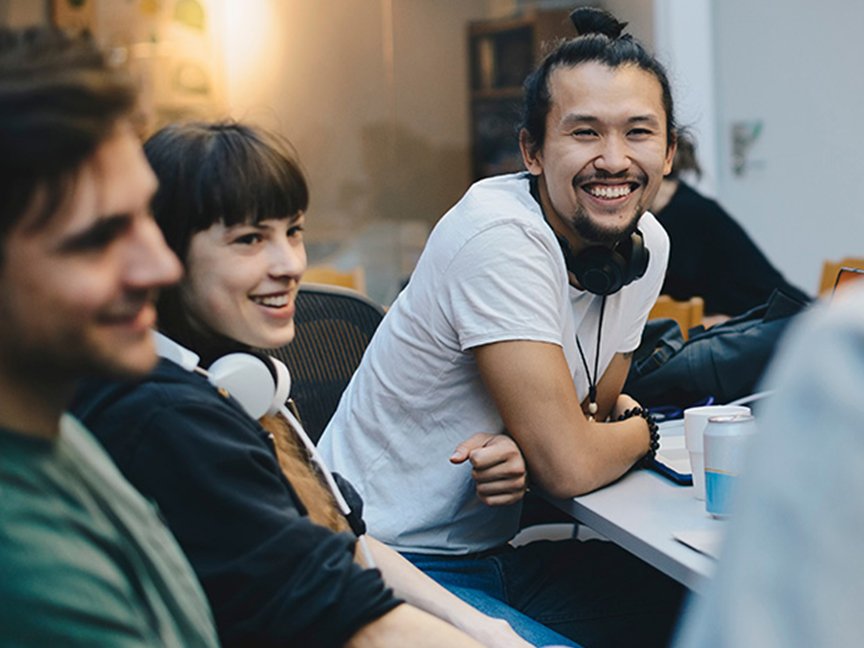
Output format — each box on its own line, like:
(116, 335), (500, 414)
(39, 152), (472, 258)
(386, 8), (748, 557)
(303, 265), (366, 294)
(818, 258), (864, 296)
(648, 295), (704, 339)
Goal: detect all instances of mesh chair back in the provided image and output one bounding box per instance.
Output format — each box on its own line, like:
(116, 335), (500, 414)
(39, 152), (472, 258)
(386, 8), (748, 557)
(266, 283), (385, 443)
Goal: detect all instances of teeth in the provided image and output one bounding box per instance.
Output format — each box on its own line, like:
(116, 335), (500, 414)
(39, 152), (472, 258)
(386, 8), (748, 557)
(252, 294), (289, 307)
(588, 185), (632, 199)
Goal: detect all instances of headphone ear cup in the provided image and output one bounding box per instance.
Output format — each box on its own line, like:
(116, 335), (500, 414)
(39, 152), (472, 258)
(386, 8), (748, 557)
(208, 353), (278, 420)
(626, 229), (649, 283)
(571, 246), (625, 296)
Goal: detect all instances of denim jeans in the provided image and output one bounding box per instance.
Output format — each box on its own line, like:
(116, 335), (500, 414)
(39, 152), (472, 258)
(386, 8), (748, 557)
(404, 538), (685, 648)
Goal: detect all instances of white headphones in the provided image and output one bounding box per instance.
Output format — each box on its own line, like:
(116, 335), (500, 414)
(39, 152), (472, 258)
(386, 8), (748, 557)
(154, 331), (290, 419)
(153, 331), (375, 566)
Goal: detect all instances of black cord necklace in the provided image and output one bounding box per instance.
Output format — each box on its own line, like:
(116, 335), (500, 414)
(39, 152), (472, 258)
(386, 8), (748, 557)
(575, 294), (607, 421)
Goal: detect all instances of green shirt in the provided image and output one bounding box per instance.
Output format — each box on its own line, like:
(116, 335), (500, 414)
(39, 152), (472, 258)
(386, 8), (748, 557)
(0, 414), (220, 647)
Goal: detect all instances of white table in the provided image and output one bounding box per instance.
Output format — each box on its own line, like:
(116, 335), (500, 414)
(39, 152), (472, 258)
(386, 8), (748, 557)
(543, 422), (726, 593)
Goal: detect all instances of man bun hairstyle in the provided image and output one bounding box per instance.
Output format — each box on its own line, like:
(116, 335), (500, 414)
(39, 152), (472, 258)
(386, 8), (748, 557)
(569, 6), (628, 39)
(520, 6), (676, 157)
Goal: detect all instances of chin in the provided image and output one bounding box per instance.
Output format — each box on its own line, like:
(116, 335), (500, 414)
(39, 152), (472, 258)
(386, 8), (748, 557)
(246, 325), (296, 351)
(96, 343), (159, 379)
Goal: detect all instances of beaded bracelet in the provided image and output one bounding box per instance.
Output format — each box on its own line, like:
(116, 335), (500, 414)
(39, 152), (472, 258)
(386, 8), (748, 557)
(615, 406), (660, 466)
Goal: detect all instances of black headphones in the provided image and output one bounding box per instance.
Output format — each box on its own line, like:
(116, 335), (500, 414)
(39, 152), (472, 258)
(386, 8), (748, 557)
(555, 229), (649, 296)
(528, 174), (650, 295)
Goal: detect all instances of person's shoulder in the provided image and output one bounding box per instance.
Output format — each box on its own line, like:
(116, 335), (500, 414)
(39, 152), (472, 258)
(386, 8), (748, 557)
(674, 181), (730, 220)
(442, 173), (543, 232)
(0, 523), (150, 644)
(74, 358), (224, 422)
(73, 357), (258, 462)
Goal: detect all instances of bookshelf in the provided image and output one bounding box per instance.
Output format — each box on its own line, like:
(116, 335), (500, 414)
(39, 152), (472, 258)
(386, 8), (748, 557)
(468, 9), (573, 181)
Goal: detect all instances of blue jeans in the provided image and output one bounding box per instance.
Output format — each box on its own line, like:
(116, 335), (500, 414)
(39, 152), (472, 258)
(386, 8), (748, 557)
(404, 539), (685, 648)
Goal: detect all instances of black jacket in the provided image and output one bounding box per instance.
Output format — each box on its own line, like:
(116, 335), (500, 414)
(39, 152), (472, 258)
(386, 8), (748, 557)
(656, 181), (811, 316)
(72, 359), (400, 648)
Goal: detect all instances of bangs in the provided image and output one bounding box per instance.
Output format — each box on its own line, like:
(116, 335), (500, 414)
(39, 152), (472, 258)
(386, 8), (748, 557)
(199, 128), (309, 228)
(144, 122), (309, 261)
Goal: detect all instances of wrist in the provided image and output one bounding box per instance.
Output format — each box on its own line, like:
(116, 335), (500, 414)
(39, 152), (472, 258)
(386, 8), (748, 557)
(615, 406), (660, 466)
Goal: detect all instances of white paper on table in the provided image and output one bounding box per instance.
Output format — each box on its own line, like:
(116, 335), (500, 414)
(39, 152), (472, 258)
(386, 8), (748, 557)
(657, 420), (692, 474)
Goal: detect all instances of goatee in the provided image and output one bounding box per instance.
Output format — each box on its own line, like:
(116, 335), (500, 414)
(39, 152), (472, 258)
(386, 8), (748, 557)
(566, 204), (644, 245)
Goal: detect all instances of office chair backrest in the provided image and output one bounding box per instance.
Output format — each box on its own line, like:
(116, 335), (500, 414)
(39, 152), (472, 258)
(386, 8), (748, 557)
(265, 283), (386, 443)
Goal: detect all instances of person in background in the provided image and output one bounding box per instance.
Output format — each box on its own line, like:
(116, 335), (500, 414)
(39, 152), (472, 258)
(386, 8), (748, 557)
(73, 121), (534, 648)
(651, 132), (810, 322)
(673, 281), (864, 647)
(0, 27), (219, 645)
(319, 7), (684, 647)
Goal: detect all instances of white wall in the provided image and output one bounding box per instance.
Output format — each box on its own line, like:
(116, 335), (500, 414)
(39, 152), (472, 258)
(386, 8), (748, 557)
(712, 0), (864, 294)
(653, 0), (717, 196)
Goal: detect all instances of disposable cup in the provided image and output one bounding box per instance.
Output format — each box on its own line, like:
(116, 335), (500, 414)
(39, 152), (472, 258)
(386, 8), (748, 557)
(683, 404), (750, 500)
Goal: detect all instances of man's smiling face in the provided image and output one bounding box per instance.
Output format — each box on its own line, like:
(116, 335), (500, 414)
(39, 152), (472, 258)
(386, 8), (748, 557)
(522, 61), (675, 247)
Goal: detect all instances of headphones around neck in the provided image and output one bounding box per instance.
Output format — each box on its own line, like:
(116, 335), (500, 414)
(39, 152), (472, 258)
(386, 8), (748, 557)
(528, 174), (650, 295)
(154, 331), (290, 419)
(152, 331), (376, 565)
(554, 229), (649, 296)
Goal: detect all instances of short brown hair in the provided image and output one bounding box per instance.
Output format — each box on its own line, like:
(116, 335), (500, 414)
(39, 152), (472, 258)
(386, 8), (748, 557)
(0, 26), (136, 243)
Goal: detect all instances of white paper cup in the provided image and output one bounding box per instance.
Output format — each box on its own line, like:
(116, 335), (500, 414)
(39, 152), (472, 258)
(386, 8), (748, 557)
(683, 404), (751, 500)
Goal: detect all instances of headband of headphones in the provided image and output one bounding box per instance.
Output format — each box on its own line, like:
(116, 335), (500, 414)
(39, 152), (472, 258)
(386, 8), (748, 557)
(154, 331), (291, 419)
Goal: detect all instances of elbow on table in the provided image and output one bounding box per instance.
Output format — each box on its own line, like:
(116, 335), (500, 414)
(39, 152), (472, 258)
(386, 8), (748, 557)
(534, 463), (606, 500)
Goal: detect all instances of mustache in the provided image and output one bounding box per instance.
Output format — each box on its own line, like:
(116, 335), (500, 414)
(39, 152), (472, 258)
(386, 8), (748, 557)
(572, 169), (648, 187)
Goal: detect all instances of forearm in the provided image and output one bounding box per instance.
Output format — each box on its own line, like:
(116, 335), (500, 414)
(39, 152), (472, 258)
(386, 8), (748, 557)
(346, 604), (484, 648)
(366, 537), (530, 648)
(540, 415), (649, 497)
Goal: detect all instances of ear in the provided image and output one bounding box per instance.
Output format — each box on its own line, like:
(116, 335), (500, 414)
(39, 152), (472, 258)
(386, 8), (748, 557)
(662, 135), (678, 177)
(519, 129), (544, 176)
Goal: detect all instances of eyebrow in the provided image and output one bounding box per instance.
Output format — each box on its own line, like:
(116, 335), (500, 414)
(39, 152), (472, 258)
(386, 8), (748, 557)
(57, 213), (132, 253)
(559, 114), (661, 128)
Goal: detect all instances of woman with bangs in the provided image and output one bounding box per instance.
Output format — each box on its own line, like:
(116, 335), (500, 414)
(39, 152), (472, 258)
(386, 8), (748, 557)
(72, 122), (534, 648)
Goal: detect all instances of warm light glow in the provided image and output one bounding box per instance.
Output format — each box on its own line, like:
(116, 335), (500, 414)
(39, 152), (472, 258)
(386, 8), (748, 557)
(219, 0), (279, 109)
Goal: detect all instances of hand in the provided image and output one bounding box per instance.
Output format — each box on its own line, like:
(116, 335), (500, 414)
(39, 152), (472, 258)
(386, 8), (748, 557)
(450, 433), (527, 507)
(610, 393), (641, 421)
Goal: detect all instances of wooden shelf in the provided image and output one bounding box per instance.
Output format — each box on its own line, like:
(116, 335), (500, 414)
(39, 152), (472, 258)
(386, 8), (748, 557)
(467, 9), (572, 181)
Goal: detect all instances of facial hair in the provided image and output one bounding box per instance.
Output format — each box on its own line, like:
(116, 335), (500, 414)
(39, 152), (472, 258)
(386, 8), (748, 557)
(566, 170), (648, 245)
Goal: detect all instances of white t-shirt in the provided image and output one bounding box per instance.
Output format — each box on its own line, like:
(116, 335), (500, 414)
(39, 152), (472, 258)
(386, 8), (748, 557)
(319, 173), (668, 554)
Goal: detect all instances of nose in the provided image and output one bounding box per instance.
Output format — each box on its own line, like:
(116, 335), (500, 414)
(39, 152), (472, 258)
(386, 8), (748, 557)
(124, 216), (183, 289)
(593, 134), (632, 175)
(268, 236), (307, 280)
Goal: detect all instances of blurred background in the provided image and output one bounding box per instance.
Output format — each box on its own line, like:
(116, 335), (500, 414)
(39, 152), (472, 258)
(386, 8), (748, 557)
(2, 0), (861, 305)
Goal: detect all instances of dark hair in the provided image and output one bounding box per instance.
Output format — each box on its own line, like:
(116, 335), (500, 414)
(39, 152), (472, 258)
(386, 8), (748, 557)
(0, 26), (136, 244)
(144, 121), (309, 263)
(144, 121), (309, 360)
(670, 129), (701, 179)
(520, 7), (676, 156)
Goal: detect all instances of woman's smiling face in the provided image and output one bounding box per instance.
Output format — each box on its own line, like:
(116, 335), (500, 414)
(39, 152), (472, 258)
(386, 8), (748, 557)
(180, 214), (306, 349)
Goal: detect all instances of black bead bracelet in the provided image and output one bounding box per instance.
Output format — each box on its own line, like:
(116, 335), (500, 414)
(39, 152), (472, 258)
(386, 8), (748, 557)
(615, 406), (660, 466)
